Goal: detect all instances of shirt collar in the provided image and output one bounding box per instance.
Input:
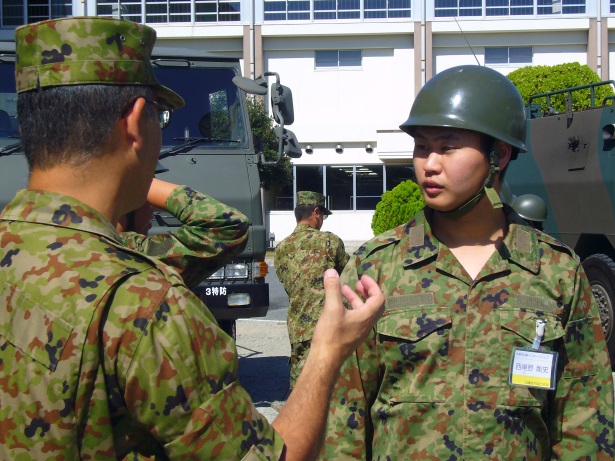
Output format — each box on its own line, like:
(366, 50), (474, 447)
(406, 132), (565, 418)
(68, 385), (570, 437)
(1, 189), (124, 243)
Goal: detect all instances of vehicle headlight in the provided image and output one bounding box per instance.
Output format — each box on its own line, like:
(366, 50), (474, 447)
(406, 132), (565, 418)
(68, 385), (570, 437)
(209, 268), (224, 280)
(225, 263), (249, 280)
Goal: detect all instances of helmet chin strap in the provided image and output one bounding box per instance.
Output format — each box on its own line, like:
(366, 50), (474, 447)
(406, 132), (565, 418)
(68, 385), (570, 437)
(440, 144), (503, 219)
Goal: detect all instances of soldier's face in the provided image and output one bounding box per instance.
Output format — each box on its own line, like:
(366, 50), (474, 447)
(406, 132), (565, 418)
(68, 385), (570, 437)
(412, 127), (489, 212)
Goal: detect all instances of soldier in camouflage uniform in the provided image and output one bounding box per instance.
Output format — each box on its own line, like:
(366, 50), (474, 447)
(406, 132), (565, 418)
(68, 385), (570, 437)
(119, 177), (249, 289)
(322, 65), (614, 460)
(0, 17), (385, 460)
(275, 191), (349, 388)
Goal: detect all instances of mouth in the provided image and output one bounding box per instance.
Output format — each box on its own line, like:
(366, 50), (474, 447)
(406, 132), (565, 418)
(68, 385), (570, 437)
(422, 180), (444, 196)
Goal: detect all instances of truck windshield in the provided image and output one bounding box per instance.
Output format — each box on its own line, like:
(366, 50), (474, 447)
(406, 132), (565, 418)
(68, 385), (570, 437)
(154, 66), (248, 149)
(0, 59), (19, 140)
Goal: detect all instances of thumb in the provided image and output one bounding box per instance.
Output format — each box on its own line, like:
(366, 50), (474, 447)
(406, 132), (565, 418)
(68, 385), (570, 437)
(323, 269), (343, 309)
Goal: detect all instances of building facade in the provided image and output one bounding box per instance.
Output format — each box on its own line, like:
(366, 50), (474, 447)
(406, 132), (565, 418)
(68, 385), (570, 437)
(0, 0), (612, 244)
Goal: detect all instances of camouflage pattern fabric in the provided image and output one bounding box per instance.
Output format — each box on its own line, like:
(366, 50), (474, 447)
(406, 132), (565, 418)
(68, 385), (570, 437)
(275, 223), (349, 387)
(121, 185), (248, 289)
(0, 189), (284, 460)
(322, 207), (614, 460)
(15, 16), (183, 108)
(296, 191), (329, 212)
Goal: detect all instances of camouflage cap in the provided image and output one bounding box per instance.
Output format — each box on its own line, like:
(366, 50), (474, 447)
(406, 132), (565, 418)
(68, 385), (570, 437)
(297, 191), (332, 215)
(14, 16), (184, 109)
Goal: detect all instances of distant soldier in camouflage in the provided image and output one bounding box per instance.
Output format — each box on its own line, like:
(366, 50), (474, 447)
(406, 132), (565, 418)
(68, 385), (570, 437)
(0, 16), (385, 460)
(119, 177), (249, 289)
(322, 65), (614, 460)
(275, 191), (349, 388)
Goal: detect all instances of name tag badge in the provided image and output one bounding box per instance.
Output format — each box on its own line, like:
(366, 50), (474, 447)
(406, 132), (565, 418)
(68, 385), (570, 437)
(509, 347), (558, 390)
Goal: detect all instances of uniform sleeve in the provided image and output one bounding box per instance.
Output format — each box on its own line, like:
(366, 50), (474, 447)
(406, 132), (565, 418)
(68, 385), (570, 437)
(103, 272), (284, 460)
(550, 263), (614, 459)
(121, 186), (249, 289)
(321, 256), (379, 460)
(332, 235), (350, 274)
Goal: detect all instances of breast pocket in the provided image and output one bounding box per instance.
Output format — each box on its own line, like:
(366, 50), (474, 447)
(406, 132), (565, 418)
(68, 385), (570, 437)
(499, 308), (565, 406)
(377, 303), (451, 404)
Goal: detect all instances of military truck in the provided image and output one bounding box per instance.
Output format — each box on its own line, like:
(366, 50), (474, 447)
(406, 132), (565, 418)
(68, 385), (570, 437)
(0, 49), (300, 338)
(505, 81), (615, 369)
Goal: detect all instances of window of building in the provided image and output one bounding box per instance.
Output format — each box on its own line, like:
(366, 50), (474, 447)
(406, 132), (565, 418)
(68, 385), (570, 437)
(2, 0), (71, 26)
(435, 0), (585, 16)
(96, 0), (240, 23)
(385, 165), (415, 190)
(364, 0), (411, 18)
(486, 0), (533, 16)
(315, 50), (362, 69)
(284, 164), (416, 212)
(434, 0), (482, 17)
(313, 0), (360, 19)
(485, 46), (532, 65)
(264, 0), (310, 20)
(356, 165), (384, 210)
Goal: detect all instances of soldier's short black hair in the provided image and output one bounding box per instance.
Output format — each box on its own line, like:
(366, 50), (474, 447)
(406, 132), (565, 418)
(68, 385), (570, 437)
(294, 205), (314, 222)
(18, 84), (156, 171)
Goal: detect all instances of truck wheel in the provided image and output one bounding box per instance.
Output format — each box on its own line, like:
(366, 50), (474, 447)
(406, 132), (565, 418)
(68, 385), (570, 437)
(582, 254), (615, 370)
(218, 320), (236, 341)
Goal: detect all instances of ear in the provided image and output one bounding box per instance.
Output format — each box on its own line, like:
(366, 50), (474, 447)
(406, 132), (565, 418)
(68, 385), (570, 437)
(497, 141), (513, 171)
(123, 97), (147, 151)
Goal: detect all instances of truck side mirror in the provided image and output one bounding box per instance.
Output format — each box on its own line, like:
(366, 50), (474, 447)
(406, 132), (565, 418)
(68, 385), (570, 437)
(279, 128), (301, 158)
(271, 83), (294, 126)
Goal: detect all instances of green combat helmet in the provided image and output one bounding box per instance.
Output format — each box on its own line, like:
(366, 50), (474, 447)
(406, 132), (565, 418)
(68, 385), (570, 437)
(399, 65), (526, 217)
(511, 194), (548, 223)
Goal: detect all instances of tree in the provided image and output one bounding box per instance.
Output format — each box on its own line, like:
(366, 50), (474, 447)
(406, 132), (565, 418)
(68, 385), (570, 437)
(371, 180), (425, 235)
(247, 97), (293, 190)
(507, 62), (614, 114)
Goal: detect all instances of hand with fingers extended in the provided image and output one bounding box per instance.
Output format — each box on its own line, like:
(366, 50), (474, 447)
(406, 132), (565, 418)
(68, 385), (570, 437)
(311, 268), (385, 369)
(272, 268), (384, 461)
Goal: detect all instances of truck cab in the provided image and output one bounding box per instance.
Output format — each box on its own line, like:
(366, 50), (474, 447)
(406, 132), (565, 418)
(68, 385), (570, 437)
(0, 49), (300, 338)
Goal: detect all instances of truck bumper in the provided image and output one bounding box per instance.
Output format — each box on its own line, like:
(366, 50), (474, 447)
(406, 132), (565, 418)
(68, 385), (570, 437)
(192, 283), (269, 320)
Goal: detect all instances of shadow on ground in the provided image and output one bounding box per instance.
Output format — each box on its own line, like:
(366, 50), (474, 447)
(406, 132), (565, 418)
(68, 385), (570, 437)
(238, 355), (290, 406)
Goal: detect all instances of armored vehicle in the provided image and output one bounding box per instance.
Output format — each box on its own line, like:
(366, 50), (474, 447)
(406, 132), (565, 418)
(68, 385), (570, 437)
(506, 81), (615, 369)
(0, 49), (300, 338)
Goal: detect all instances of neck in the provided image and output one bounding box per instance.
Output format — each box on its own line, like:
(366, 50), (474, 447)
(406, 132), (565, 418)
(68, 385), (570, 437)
(431, 198), (507, 249)
(28, 160), (128, 225)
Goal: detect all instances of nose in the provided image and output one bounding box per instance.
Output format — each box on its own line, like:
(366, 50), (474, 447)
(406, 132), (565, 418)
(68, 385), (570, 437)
(422, 150), (442, 174)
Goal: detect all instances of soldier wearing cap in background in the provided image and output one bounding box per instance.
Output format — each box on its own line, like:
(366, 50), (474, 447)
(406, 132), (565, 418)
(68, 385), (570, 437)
(0, 17), (385, 460)
(275, 191), (350, 389)
(321, 65), (613, 460)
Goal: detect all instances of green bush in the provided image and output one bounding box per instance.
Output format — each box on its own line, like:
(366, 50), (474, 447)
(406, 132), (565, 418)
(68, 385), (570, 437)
(507, 62), (614, 114)
(371, 180), (425, 235)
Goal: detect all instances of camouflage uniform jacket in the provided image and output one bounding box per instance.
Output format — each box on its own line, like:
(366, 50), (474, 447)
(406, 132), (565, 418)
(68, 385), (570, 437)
(121, 185), (249, 289)
(0, 189), (284, 460)
(322, 207), (614, 461)
(275, 223), (349, 344)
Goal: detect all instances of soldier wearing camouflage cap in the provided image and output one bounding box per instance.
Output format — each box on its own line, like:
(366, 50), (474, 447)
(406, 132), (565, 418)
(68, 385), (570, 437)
(322, 66), (614, 459)
(0, 16), (385, 460)
(275, 191), (349, 388)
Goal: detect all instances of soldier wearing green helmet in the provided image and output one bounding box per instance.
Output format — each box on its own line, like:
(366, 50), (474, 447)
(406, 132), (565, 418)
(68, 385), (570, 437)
(321, 65), (614, 460)
(0, 16), (386, 460)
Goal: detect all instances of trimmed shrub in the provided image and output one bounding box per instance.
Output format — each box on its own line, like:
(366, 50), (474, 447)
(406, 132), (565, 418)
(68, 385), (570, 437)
(371, 180), (425, 235)
(507, 62), (614, 115)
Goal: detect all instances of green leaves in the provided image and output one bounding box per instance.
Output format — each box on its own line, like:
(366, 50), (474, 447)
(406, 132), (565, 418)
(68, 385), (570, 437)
(507, 63), (614, 114)
(371, 180), (425, 235)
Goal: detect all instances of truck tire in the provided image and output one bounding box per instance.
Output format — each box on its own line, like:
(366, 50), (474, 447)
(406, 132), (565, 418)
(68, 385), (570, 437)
(218, 320), (236, 341)
(582, 254), (615, 370)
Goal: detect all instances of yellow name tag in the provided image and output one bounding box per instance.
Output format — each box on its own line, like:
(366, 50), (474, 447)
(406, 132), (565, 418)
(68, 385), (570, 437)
(509, 347), (558, 390)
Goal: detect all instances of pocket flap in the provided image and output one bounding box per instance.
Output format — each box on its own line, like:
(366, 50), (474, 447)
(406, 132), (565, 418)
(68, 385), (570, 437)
(500, 308), (564, 343)
(378, 295), (450, 341)
(0, 287), (73, 371)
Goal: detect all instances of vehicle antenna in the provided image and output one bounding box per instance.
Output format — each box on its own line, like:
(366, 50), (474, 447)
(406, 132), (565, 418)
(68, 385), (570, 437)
(454, 17), (480, 66)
